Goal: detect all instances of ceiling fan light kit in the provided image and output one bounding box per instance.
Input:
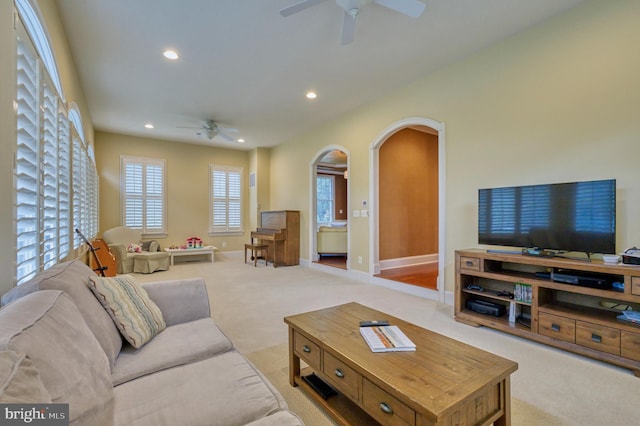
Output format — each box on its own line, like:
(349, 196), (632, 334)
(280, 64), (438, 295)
(280, 0), (426, 45)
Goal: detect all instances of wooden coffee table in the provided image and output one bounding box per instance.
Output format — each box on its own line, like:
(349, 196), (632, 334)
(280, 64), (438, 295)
(284, 302), (518, 426)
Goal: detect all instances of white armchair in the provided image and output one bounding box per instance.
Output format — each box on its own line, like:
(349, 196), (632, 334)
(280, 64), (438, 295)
(102, 227), (169, 274)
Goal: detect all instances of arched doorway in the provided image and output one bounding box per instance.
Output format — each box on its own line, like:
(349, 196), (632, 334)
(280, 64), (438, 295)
(310, 145), (350, 270)
(370, 118), (445, 302)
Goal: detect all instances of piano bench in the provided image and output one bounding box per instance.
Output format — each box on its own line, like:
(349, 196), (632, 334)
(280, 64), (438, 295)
(244, 243), (272, 267)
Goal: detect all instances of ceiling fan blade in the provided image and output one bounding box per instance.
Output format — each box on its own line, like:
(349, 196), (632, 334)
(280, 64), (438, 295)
(374, 0), (425, 18)
(176, 125), (205, 130)
(218, 132), (237, 143)
(280, 0), (328, 17)
(218, 127), (239, 133)
(341, 10), (356, 45)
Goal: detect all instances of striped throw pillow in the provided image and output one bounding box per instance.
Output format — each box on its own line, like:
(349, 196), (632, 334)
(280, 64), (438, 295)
(88, 275), (166, 349)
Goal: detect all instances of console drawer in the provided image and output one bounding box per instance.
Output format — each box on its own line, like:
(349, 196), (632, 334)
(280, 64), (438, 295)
(539, 312), (575, 343)
(362, 378), (415, 426)
(576, 321), (620, 355)
(293, 331), (321, 371)
(632, 277), (640, 296)
(621, 330), (640, 361)
(322, 352), (360, 401)
(460, 256), (480, 272)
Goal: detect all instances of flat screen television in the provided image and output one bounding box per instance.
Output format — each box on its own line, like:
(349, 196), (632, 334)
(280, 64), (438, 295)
(478, 179), (616, 254)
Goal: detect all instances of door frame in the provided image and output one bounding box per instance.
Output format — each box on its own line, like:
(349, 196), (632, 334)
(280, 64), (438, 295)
(309, 145), (351, 268)
(369, 117), (446, 303)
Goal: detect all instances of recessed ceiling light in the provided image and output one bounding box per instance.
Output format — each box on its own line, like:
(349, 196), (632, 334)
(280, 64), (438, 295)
(144, 123), (154, 129)
(306, 91), (317, 100)
(163, 50), (179, 60)
(237, 138), (245, 143)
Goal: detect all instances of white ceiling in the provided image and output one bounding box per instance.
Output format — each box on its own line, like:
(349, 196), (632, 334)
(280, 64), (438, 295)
(55, 0), (584, 150)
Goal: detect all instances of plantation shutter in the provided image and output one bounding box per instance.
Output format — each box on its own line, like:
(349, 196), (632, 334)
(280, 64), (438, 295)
(15, 26), (39, 283)
(57, 111), (71, 258)
(210, 165), (243, 233)
(121, 157), (166, 235)
(41, 81), (58, 269)
(72, 133), (83, 247)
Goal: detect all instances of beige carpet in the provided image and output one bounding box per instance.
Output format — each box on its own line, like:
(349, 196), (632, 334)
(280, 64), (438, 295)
(134, 252), (639, 425)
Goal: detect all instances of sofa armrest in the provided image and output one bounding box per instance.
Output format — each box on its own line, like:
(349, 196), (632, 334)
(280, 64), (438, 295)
(108, 243), (127, 261)
(142, 278), (210, 326)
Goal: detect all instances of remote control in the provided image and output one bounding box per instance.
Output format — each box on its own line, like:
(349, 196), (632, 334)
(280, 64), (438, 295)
(359, 320), (390, 327)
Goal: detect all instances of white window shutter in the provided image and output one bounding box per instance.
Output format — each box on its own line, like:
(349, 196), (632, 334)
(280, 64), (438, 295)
(210, 165), (243, 233)
(15, 28), (40, 284)
(121, 157), (166, 235)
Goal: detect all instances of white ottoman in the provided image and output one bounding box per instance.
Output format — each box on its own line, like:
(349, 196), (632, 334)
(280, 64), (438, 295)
(133, 251), (170, 274)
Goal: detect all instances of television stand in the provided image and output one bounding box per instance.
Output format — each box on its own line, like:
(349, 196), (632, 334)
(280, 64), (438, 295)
(455, 249), (640, 377)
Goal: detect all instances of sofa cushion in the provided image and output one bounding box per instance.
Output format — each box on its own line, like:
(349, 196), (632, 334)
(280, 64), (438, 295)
(114, 351), (290, 426)
(0, 290), (114, 425)
(0, 260), (123, 371)
(88, 275), (166, 349)
(0, 351), (52, 403)
(111, 318), (234, 386)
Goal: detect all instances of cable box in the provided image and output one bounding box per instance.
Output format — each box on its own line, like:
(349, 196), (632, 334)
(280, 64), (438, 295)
(466, 299), (506, 317)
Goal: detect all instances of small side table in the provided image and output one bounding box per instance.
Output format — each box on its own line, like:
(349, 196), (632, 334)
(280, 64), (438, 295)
(244, 243), (271, 267)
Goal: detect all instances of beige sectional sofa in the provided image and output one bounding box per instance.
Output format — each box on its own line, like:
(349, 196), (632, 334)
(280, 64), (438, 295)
(0, 260), (303, 426)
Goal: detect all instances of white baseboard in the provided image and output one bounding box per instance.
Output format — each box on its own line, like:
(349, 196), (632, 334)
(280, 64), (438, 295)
(379, 254), (438, 271)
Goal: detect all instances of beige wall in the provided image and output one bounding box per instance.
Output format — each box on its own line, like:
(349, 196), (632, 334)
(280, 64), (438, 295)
(95, 131), (252, 252)
(270, 0), (640, 292)
(0, 0), (93, 294)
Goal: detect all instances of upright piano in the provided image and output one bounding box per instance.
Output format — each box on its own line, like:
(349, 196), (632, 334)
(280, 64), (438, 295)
(250, 210), (300, 266)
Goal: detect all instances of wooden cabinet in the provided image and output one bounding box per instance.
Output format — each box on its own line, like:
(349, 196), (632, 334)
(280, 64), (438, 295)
(455, 249), (640, 376)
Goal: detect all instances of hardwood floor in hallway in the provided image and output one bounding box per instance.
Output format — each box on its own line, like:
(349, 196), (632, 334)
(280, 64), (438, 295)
(314, 255), (347, 270)
(315, 256), (438, 290)
(375, 262), (438, 290)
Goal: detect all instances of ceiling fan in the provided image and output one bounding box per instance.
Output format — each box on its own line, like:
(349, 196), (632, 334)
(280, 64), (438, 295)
(280, 0), (426, 45)
(177, 120), (239, 142)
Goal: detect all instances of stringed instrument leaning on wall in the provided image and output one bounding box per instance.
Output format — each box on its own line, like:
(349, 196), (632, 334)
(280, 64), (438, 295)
(75, 228), (117, 277)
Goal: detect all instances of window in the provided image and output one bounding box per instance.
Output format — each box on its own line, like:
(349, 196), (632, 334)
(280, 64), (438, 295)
(120, 156), (166, 236)
(14, 1), (95, 284)
(210, 165), (243, 234)
(316, 175), (335, 224)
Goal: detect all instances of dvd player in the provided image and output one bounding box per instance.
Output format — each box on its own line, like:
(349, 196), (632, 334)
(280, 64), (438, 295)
(466, 299), (506, 317)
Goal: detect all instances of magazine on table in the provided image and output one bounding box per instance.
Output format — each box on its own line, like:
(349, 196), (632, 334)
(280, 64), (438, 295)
(359, 325), (416, 352)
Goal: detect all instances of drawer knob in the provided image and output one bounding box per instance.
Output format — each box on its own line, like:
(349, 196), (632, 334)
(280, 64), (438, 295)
(466, 261), (473, 267)
(551, 324), (560, 332)
(591, 334), (602, 343)
(302, 345), (311, 353)
(334, 368), (345, 378)
(379, 402), (393, 415)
